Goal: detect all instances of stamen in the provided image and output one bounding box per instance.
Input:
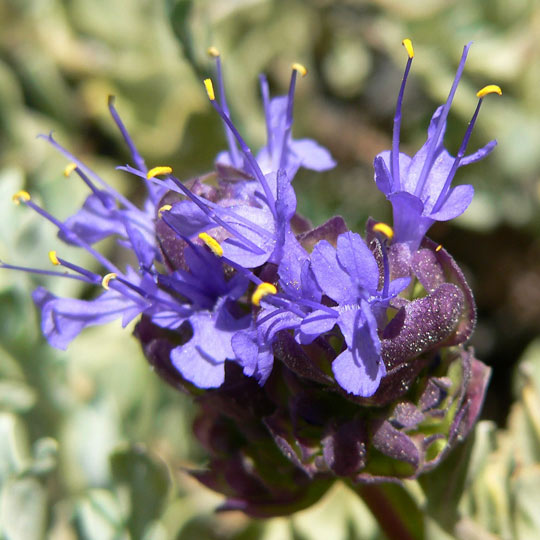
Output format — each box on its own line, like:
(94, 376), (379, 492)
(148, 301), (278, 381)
(12, 190), (31, 205)
(435, 244), (443, 252)
(22, 198), (120, 274)
(48, 251), (60, 266)
(402, 38), (414, 58)
(48, 253), (101, 282)
(101, 273), (117, 290)
(252, 282), (277, 306)
(157, 204), (172, 218)
(198, 232), (224, 257)
(63, 162), (78, 177)
(207, 97), (277, 218)
(40, 132), (140, 214)
(414, 42), (472, 198)
(108, 96), (147, 173)
(431, 84), (501, 214)
(379, 238), (390, 299)
(0, 260), (95, 283)
(476, 85), (502, 98)
(259, 74), (273, 157)
(291, 63), (308, 77)
(159, 178), (266, 255)
(208, 47), (241, 168)
(64, 164), (115, 209)
(373, 222), (394, 240)
(279, 63), (304, 170)
(147, 166), (173, 179)
(391, 38), (414, 191)
(204, 79), (216, 101)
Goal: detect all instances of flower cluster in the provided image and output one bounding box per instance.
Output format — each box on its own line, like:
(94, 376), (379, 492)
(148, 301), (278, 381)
(3, 41), (499, 513)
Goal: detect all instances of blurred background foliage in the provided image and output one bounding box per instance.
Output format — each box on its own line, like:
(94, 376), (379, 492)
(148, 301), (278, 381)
(0, 0), (539, 538)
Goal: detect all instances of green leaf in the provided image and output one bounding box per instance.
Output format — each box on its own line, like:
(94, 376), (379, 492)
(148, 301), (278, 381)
(349, 481), (425, 540)
(0, 412), (31, 483)
(165, 0), (204, 78)
(0, 380), (36, 413)
(419, 431), (476, 533)
(513, 467), (540, 540)
(0, 477), (47, 540)
(110, 444), (170, 539)
(76, 489), (128, 540)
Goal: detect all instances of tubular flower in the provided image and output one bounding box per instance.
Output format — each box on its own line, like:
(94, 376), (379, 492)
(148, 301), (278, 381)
(3, 42), (496, 513)
(374, 40), (501, 250)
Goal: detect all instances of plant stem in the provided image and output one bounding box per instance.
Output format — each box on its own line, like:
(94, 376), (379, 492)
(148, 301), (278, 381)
(350, 482), (422, 540)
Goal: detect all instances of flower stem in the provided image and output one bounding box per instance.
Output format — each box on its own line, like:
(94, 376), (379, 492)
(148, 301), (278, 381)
(349, 482), (423, 540)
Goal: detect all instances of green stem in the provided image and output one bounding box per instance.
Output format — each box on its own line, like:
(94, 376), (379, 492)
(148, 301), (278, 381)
(350, 482), (423, 540)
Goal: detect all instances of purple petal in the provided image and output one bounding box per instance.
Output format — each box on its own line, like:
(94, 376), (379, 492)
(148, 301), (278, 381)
(460, 139), (497, 166)
(310, 240), (352, 304)
(388, 191), (431, 249)
(299, 309), (337, 344)
(429, 184), (474, 221)
(60, 192), (123, 245)
(231, 330), (274, 384)
(162, 200), (214, 237)
(333, 302), (384, 397)
(32, 287), (138, 350)
(332, 347), (384, 397)
(289, 139), (336, 171)
(170, 312), (234, 388)
(336, 232), (379, 293)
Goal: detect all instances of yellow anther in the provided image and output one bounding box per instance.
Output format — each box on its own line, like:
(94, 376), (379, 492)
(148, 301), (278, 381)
(476, 85), (502, 98)
(373, 222), (394, 240)
(435, 244), (443, 252)
(204, 78), (216, 101)
(292, 63), (308, 77)
(48, 251), (60, 266)
(252, 282), (277, 307)
(157, 204), (172, 218)
(207, 46), (220, 57)
(198, 232), (223, 257)
(101, 273), (117, 290)
(147, 166), (172, 179)
(12, 190), (31, 205)
(63, 162), (77, 177)
(402, 38), (414, 59)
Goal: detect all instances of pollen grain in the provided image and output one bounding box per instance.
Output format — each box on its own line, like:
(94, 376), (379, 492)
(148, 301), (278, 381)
(147, 166), (172, 179)
(252, 282), (277, 306)
(476, 85), (502, 98)
(101, 273), (117, 290)
(198, 232), (223, 257)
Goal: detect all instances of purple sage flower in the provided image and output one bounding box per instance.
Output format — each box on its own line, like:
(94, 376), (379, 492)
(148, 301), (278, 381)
(374, 40), (501, 250)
